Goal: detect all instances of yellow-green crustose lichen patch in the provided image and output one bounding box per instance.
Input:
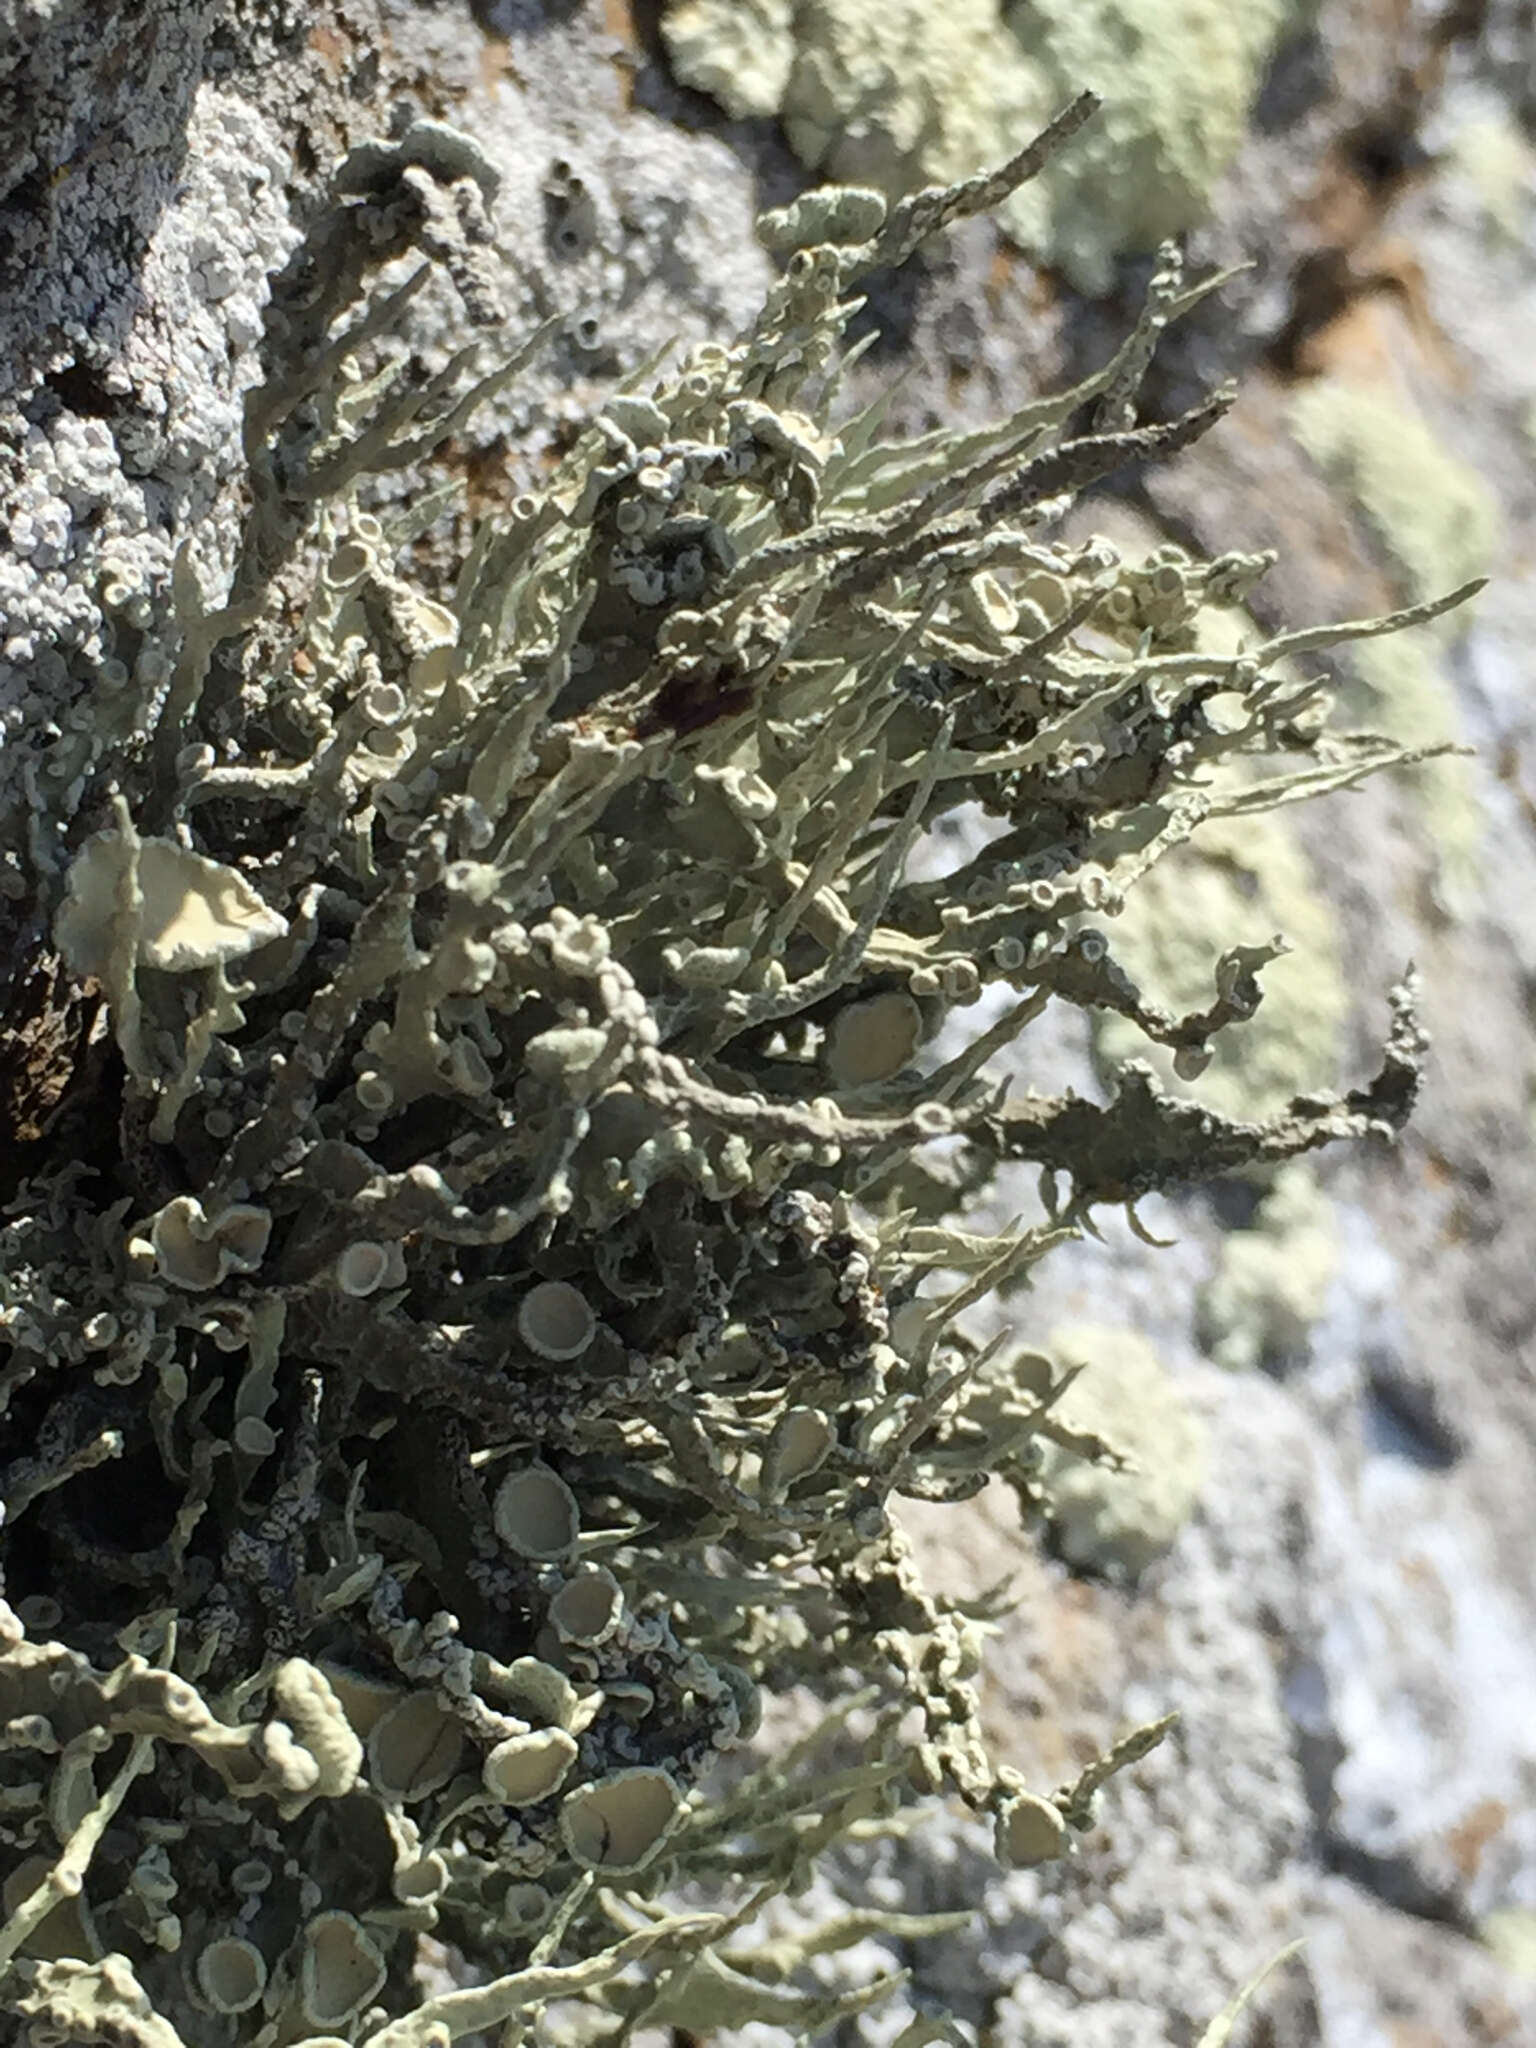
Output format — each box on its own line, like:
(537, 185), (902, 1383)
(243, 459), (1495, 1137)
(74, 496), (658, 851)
(1197, 1161), (1338, 1372)
(663, 0), (1310, 289)
(1480, 1906), (1536, 1979)
(1000, 0), (1310, 290)
(1038, 1325), (1208, 1579)
(1094, 810), (1348, 1122)
(1350, 632), (1484, 892)
(1289, 380), (1497, 618)
(660, 0), (798, 122)
(1290, 376), (1499, 889)
(1445, 108), (1536, 245)
(665, 0), (1046, 187)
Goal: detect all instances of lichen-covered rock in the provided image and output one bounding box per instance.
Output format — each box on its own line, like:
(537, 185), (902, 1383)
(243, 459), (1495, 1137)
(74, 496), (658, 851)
(1093, 810), (1347, 1121)
(1036, 1324), (1208, 1578)
(1290, 374), (1499, 892)
(0, 10), (302, 866)
(661, 0), (797, 121)
(1002, 0), (1313, 289)
(662, 0), (1313, 289)
(1199, 1161), (1338, 1372)
(0, 28), (1482, 2044)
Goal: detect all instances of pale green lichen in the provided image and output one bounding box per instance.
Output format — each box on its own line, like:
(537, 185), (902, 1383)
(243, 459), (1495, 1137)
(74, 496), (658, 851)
(778, 0), (1046, 202)
(1093, 810), (1348, 1121)
(1290, 376), (1497, 891)
(1034, 1324), (1208, 1579)
(0, 104), (1466, 2046)
(1445, 108), (1536, 244)
(1198, 1160), (1338, 1372)
(661, 0), (797, 121)
(1075, 512), (1352, 1121)
(1481, 1905), (1536, 1979)
(1289, 380), (1498, 623)
(999, 0), (1311, 289)
(1350, 632), (1484, 893)
(663, 0), (1311, 289)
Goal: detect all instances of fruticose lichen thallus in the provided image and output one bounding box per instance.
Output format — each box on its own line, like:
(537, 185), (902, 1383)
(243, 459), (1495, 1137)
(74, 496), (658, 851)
(0, 96), (1475, 2045)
